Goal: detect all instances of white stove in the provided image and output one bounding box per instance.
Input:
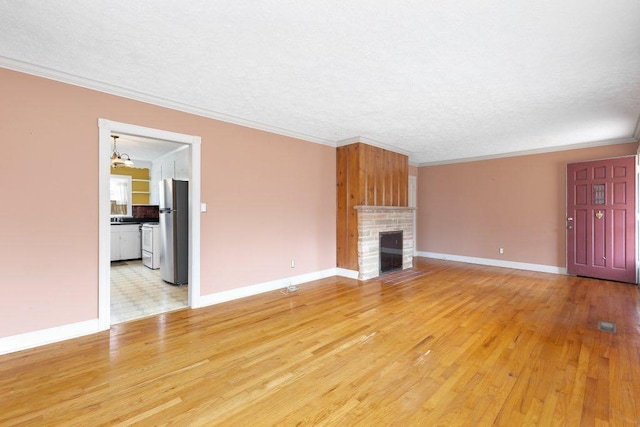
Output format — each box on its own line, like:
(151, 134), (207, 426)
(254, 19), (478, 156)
(141, 223), (160, 269)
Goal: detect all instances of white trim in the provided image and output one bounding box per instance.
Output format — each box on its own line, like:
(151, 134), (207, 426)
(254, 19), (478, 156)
(0, 320), (99, 356)
(196, 268), (339, 308)
(6, 57), (636, 168)
(336, 268), (359, 279)
(633, 114), (640, 142)
(636, 155), (640, 284)
(189, 137), (202, 306)
(98, 119), (202, 330)
(418, 137), (638, 167)
(565, 162), (570, 279)
(336, 136), (411, 157)
(408, 175), (417, 256)
(1, 57), (335, 148)
(416, 252), (567, 275)
(98, 123), (112, 331)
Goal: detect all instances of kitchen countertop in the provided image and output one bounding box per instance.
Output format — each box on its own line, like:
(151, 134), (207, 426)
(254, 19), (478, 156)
(111, 218), (159, 225)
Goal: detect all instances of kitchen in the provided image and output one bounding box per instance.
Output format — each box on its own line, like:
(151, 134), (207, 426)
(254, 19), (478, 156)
(109, 133), (191, 324)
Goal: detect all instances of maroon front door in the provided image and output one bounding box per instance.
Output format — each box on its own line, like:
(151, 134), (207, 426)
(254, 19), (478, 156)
(567, 156), (636, 283)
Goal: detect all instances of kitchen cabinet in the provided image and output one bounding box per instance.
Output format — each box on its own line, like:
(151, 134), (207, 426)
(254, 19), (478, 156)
(173, 148), (190, 180)
(151, 146), (191, 204)
(158, 151), (189, 180)
(111, 224), (141, 261)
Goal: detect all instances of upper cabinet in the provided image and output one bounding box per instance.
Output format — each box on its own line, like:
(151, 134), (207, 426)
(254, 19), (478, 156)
(150, 146), (191, 205)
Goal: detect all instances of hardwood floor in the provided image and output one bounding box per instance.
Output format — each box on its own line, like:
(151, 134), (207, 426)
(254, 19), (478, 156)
(2, 258), (640, 426)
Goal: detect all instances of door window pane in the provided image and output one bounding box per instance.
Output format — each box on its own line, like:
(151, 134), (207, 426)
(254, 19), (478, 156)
(593, 184), (605, 205)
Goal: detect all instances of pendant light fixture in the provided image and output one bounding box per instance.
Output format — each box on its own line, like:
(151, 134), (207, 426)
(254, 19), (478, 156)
(110, 135), (134, 168)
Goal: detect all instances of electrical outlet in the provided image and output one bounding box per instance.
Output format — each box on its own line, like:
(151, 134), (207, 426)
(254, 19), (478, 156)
(291, 260), (295, 268)
(499, 248), (504, 254)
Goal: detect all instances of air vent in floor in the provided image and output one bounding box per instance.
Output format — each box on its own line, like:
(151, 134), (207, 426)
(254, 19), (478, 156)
(597, 320), (616, 333)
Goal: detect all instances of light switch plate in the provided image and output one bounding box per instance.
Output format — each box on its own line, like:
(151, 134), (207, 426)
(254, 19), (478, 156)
(200, 202), (207, 213)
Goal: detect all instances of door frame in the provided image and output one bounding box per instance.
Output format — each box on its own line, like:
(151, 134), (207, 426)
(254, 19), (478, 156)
(408, 175), (417, 255)
(636, 155), (639, 284)
(98, 119), (202, 330)
(565, 155), (639, 284)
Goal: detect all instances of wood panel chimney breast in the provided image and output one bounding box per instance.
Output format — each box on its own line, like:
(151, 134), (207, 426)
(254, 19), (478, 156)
(336, 142), (411, 278)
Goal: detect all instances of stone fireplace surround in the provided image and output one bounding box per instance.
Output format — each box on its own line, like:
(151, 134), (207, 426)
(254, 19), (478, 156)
(354, 205), (415, 280)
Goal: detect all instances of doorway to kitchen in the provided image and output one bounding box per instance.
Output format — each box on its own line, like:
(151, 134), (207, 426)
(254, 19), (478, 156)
(98, 119), (202, 331)
(109, 137), (188, 324)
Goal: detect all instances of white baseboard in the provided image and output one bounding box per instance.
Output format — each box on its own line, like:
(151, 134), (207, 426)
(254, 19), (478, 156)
(0, 267), (361, 355)
(195, 268), (340, 308)
(416, 252), (567, 275)
(335, 268), (359, 279)
(0, 319), (100, 356)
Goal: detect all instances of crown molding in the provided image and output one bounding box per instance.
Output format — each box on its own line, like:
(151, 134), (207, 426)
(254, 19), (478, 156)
(417, 137), (639, 167)
(4, 57), (638, 163)
(633, 114), (640, 142)
(0, 57), (337, 148)
(336, 136), (412, 157)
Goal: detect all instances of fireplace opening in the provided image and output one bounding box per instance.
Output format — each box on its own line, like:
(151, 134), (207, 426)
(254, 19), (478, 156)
(380, 231), (403, 275)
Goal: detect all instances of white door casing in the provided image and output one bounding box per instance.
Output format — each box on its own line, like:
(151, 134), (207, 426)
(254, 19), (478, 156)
(98, 119), (202, 330)
(409, 175), (417, 256)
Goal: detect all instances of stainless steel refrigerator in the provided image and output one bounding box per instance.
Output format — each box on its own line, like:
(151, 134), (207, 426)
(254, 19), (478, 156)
(159, 179), (189, 285)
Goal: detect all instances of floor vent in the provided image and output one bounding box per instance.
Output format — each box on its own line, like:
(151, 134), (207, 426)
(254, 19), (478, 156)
(597, 321), (616, 333)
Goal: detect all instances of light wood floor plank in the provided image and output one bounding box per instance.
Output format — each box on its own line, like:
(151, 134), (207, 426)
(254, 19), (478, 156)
(1, 258), (639, 425)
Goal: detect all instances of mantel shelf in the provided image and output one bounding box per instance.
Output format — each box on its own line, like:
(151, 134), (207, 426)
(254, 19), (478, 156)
(354, 205), (416, 212)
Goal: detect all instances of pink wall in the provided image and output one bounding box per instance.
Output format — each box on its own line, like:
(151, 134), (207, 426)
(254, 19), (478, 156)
(417, 143), (638, 267)
(409, 165), (418, 176)
(0, 68), (336, 338)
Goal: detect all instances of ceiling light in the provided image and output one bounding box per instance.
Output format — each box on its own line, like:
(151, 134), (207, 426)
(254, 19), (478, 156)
(110, 135), (134, 168)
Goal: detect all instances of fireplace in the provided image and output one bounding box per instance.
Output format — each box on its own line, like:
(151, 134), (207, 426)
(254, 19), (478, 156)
(380, 231), (403, 274)
(354, 206), (415, 280)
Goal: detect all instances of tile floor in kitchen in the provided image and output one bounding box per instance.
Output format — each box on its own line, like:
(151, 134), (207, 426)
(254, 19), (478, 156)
(110, 260), (188, 324)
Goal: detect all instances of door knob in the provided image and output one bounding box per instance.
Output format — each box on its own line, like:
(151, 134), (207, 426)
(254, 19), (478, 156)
(567, 225), (573, 230)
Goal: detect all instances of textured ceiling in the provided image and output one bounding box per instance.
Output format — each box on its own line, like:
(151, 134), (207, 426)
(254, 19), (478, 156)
(1, 1), (639, 164)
